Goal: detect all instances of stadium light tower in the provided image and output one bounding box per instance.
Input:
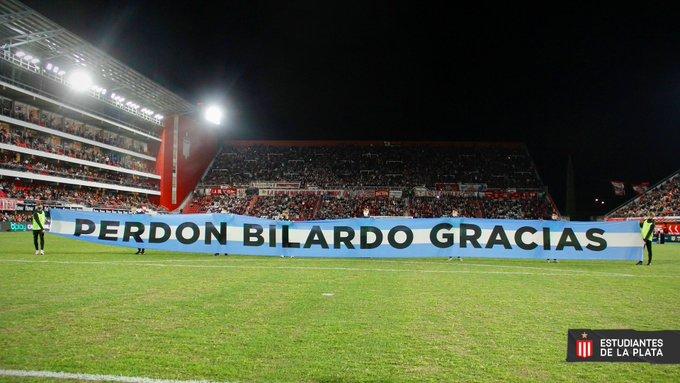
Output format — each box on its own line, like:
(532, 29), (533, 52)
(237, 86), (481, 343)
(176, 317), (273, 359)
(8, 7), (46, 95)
(67, 70), (93, 92)
(203, 104), (224, 125)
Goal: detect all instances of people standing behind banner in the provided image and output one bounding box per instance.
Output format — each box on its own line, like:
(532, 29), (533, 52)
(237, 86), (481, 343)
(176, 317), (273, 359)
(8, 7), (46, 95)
(134, 208), (146, 255)
(214, 207), (230, 256)
(637, 217), (655, 265)
(658, 227), (666, 245)
(363, 207), (370, 218)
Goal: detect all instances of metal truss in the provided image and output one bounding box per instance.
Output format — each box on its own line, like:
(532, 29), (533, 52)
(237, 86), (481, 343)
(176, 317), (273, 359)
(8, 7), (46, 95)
(0, 0), (195, 117)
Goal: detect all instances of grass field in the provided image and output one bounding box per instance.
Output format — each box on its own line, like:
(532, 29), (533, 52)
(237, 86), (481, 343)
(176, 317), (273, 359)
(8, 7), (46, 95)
(0, 232), (678, 382)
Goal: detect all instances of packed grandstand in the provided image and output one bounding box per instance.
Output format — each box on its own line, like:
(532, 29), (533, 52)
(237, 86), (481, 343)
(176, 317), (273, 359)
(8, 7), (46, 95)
(184, 141), (560, 220)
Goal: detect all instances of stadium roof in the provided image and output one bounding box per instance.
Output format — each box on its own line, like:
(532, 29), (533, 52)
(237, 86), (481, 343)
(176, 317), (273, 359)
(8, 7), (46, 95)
(0, 0), (194, 115)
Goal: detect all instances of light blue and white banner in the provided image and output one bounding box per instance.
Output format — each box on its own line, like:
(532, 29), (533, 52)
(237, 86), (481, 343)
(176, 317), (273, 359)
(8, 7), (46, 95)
(49, 209), (644, 260)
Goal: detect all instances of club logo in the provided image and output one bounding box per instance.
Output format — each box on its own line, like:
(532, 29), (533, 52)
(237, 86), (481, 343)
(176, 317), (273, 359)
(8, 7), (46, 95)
(576, 332), (593, 359)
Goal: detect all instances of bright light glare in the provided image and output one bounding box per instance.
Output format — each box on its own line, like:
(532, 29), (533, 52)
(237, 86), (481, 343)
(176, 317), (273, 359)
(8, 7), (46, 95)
(46, 63), (53, 70)
(68, 70), (93, 91)
(15, 51), (25, 57)
(204, 105), (223, 125)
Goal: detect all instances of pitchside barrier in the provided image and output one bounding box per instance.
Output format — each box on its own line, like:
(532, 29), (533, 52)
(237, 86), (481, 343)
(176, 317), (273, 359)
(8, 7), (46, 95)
(48, 209), (644, 260)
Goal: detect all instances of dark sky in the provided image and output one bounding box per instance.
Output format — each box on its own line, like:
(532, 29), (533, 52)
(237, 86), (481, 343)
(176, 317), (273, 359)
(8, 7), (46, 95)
(24, 1), (680, 217)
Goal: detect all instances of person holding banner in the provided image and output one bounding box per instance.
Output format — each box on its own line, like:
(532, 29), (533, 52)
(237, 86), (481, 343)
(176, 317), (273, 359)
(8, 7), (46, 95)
(637, 217), (655, 265)
(134, 207), (146, 255)
(32, 205), (47, 255)
(448, 209), (462, 261)
(214, 206), (230, 256)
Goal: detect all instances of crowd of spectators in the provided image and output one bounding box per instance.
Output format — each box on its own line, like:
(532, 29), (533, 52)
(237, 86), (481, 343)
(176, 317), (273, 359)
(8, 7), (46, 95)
(0, 179), (163, 212)
(249, 195), (320, 220)
(1, 151), (159, 189)
(0, 124), (154, 173)
(190, 194), (251, 214)
(410, 195), (554, 219)
(609, 173), (680, 218)
(192, 193), (556, 220)
(202, 143), (542, 189)
(1, 97), (157, 153)
(0, 211), (32, 222)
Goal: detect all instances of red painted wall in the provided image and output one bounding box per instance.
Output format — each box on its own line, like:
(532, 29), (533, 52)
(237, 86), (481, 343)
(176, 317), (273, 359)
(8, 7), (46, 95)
(156, 115), (220, 211)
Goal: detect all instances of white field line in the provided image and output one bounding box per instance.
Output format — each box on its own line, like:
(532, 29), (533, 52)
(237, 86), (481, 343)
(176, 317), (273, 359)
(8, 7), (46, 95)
(0, 369), (227, 383)
(0, 258), (642, 277)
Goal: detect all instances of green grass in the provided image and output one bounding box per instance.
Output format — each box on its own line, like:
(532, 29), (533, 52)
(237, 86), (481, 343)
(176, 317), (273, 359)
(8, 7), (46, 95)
(0, 232), (678, 382)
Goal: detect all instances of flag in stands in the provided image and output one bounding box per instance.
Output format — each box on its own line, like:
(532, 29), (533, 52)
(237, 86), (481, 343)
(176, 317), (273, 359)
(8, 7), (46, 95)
(611, 181), (625, 196)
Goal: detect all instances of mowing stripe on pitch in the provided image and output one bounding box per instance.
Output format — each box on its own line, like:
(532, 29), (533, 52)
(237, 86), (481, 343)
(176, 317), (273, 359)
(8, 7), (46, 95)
(0, 258), (640, 277)
(0, 369), (228, 383)
(113, 257), (629, 275)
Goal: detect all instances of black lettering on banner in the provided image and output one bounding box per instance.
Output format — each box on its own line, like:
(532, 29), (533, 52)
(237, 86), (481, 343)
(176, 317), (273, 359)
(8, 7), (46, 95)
(514, 226), (538, 250)
(304, 225), (329, 249)
(485, 225), (512, 249)
(585, 228), (607, 251)
(556, 228), (583, 251)
(460, 223), (482, 248)
(149, 222), (171, 243)
(269, 225), (277, 247)
(205, 222), (227, 245)
(360, 226), (383, 249)
(74, 219), (95, 236)
(282, 225), (300, 248)
(176, 222), (200, 245)
(98, 220), (119, 241)
(123, 222), (145, 243)
(387, 225), (413, 249)
(334, 226), (355, 249)
(244, 223), (264, 246)
(542, 227), (551, 250)
(430, 223), (454, 248)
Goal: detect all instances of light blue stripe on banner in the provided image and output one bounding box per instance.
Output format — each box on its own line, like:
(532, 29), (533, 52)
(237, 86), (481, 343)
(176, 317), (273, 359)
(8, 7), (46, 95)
(48, 210), (643, 261)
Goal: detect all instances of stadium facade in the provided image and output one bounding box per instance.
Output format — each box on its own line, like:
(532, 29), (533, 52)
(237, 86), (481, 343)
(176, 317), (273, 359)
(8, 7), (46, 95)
(0, 0), (220, 219)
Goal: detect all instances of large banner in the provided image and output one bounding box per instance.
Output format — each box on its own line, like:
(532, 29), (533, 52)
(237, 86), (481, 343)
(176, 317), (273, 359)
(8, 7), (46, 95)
(48, 209), (644, 260)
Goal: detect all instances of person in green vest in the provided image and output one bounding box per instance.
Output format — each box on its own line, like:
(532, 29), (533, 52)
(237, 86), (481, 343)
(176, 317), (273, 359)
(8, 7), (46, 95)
(32, 205), (47, 256)
(637, 216), (655, 265)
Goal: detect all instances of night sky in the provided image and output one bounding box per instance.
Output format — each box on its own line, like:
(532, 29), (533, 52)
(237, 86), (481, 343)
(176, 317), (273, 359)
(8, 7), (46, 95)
(23, 1), (680, 218)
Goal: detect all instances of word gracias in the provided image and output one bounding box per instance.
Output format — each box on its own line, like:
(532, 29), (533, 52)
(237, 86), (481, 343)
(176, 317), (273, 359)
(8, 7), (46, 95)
(73, 219), (608, 251)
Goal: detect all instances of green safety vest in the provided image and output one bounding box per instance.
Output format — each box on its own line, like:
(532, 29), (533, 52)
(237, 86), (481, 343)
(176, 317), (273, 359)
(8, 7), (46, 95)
(641, 220), (653, 240)
(32, 211), (46, 231)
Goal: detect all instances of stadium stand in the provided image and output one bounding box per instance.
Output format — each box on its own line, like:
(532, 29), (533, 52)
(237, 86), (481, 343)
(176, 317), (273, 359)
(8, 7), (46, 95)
(188, 141), (559, 220)
(0, 15), (187, 220)
(606, 170), (680, 219)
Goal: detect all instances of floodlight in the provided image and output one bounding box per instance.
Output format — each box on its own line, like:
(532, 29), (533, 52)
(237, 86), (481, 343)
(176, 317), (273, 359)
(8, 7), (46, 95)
(68, 70), (93, 91)
(31, 58), (39, 64)
(23, 55), (33, 61)
(204, 105), (223, 125)
(46, 63), (53, 70)
(57, 70), (66, 76)
(15, 51), (25, 58)
(52, 66), (59, 73)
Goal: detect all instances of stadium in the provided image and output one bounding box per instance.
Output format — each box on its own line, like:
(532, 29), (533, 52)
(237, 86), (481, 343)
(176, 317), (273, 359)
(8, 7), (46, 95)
(0, 1), (678, 382)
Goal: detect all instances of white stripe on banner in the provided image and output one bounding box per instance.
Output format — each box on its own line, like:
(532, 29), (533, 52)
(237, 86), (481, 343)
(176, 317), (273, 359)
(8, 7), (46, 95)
(50, 220), (643, 248)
